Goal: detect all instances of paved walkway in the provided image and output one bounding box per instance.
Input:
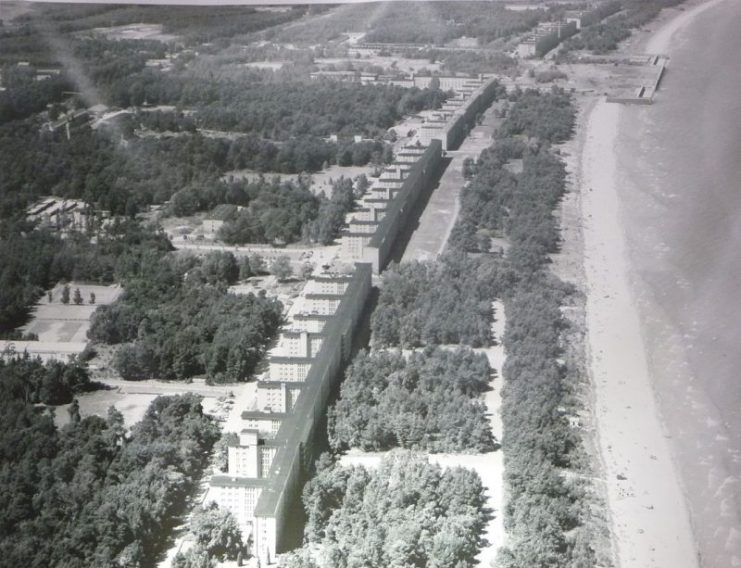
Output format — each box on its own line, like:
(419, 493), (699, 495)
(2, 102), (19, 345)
(401, 106), (501, 263)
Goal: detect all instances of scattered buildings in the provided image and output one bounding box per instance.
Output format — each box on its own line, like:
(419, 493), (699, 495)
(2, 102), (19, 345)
(26, 197), (98, 233)
(516, 1), (622, 58)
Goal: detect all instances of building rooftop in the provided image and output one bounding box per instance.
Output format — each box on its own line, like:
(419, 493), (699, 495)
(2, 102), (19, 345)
(241, 410), (288, 420)
(293, 313), (335, 321)
(211, 476), (271, 489)
(280, 330), (325, 338)
(304, 292), (345, 300)
(258, 380), (306, 388)
(254, 263), (372, 518)
(268, 356), (314, 364)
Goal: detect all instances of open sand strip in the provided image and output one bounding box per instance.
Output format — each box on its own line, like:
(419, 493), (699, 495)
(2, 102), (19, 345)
(581, 99), (699, 568)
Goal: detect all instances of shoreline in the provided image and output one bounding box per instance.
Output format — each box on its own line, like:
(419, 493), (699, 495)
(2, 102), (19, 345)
(581, 100), (699, 568)
(576, 2), (724, 566)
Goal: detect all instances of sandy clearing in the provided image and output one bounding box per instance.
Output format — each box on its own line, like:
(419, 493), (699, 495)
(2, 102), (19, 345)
(401, 103), (500, 263)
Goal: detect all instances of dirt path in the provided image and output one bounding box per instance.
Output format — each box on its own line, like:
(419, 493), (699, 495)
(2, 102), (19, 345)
(401, 105), (500, 263)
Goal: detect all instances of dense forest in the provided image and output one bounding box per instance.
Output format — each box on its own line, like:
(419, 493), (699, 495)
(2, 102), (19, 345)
(169, 174), (360, 246)
(88, 251), (283, 382)
(328, 347), (495, 453)
(447, 89), (602, 566)
(270, 1), (546, 46)
(0, 356), (92, 405)
(371, 254), (498, 348)
(0, 7), (446, 343)
(282, 453), (488, 568)
(105, 76), (447, 138)
(0, 383), (220, 567)
(498, 86), (575, 144)
(0, 64), (70, 123)
(172, 503), (244, 567)
(303, 176), (360, 246)
(0, 116), (390, 221)
(561, 0), (687, 54)
(0, 219), (172, 334)
(0, 25), (443, 212)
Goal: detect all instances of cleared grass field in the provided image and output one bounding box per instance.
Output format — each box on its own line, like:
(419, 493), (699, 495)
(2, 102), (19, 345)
(23, 283), (122, 342)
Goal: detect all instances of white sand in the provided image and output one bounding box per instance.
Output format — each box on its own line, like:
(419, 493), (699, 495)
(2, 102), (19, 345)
(580, 3), (740, 567)
(581, 99), (698, 568)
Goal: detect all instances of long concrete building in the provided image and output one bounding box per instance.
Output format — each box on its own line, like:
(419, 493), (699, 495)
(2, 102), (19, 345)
(207, 76), (504, 562)
(342, 139), (443, 272)
(209, 264), (372, 564)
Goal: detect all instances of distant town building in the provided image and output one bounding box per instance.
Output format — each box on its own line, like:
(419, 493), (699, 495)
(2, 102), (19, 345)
(26, 197), (99, 234)
(515, 20), (577, 58)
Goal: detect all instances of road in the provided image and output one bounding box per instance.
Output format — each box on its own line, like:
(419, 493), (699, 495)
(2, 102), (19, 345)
(401, 104), (501, 263)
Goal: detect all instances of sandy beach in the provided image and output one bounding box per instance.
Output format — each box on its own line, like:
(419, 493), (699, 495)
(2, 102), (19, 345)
(577, 4), (732, 566)
(582, 97), (698, 568)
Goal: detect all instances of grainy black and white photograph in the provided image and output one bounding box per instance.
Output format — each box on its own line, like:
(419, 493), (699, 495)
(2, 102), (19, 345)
(0, 0), (739, 566)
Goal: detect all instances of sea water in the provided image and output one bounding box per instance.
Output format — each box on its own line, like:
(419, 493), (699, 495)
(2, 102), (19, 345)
(616, 1), (741, 565)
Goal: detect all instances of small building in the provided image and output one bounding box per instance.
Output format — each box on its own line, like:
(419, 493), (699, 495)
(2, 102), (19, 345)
(565, 10), (585, 29)
(26, 197), (94, 233)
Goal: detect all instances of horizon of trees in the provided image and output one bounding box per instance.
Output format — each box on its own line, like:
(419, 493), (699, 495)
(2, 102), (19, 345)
(371, 254), (499, 348)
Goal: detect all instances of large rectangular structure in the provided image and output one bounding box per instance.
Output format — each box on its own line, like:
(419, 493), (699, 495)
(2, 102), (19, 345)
(361, 140), (443, 272)
(209, 264), (372, 565)
(252, 263), (371, 563)
(441, 78), (502, 151)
